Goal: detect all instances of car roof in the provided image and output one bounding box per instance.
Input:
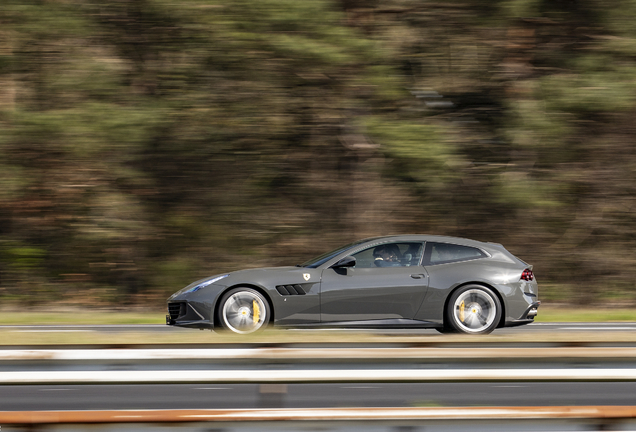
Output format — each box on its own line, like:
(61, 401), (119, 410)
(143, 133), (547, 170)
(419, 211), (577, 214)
(357, 234), (513, 256)
(361, 234), (490, 247)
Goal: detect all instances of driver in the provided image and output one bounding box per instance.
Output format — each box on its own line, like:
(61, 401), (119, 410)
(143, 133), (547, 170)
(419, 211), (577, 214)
(373, 244), (402, 267)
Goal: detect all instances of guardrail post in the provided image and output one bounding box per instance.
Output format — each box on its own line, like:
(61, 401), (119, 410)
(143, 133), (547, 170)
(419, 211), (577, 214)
(258, 383), (288, 408)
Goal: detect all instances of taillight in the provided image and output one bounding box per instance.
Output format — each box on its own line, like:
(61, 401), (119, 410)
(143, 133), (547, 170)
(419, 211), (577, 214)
(521, 269), (534, 281)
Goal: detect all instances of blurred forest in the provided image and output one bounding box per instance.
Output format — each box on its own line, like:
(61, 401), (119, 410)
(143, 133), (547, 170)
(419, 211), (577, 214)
(1, 0), (636, 309)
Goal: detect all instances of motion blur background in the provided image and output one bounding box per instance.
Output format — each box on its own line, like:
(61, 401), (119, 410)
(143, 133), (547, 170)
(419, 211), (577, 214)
(0, 0), (634, 310)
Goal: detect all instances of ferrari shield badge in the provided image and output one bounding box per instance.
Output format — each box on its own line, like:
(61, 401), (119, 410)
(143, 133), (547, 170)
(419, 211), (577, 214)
(303, 273), (310, 281)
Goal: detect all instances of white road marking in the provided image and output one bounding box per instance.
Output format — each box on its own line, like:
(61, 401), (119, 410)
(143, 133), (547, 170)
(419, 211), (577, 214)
(38, 388), (76, 391)
(195, 387), (232, 390)
(13, 330), (91, 333)
(491, 385), (526, 388)
(340, 386), (381, 389)
(558, 327), (636, 330)
(4, 368), (636, 384)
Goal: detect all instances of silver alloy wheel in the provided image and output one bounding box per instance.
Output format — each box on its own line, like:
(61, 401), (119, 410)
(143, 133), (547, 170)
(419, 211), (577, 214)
(451, 288), (497, 334)
(221, 290), (267, 334)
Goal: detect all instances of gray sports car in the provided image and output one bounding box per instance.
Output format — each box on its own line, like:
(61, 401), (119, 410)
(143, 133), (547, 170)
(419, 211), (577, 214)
(166, 235), (539, 335)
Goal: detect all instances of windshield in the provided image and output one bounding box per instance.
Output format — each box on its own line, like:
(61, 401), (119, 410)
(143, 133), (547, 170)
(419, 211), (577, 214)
(299, 239), (372, 268)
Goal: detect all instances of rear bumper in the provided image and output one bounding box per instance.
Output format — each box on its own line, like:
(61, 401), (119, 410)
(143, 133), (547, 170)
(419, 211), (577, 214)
(505, 301), (540, 327)
(523, 301), (541, 319)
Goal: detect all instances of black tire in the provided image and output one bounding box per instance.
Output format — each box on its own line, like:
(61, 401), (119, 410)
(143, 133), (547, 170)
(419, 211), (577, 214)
(216, 287), (270, 334)
(446, 285), (501, 335)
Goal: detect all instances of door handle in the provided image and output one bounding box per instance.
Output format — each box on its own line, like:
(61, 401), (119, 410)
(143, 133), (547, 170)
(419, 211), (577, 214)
(410, 274), (426, 279)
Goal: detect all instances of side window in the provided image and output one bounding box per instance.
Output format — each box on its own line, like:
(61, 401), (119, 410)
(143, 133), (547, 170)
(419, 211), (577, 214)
(352, 243), (424, 269)
(425, 242), (487, 265)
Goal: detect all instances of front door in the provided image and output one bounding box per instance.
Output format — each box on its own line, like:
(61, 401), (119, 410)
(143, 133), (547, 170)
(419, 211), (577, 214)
(320, 242), (428, 322)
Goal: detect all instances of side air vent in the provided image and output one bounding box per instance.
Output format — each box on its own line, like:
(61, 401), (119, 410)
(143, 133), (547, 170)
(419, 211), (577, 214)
(276, 284), (313, 296)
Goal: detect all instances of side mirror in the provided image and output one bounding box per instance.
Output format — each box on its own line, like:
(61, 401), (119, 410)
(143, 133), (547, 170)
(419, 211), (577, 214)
(332, 256), (356, 268)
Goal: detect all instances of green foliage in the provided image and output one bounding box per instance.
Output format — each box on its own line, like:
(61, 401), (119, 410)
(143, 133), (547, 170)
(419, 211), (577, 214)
(493, 174), (565, 209)
(505, 98), (573, 152)
(501, 0), (543, 18)
(2, 1), (91, 38)
(2, 0), (636, 308)
(3, 246), (46, 270)
(0, 55), (13, 74)
(0, 163), (28, 200)
(604, 0), (636, 36)
(540, 73), (636, 113)
(365, 117), (456, 187)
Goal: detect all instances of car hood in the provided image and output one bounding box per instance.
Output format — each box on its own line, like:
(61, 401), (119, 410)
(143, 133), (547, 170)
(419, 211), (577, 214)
(169, 266), (306, 300)
(231, 266), (301, 275)
(223, 266), (314, 285)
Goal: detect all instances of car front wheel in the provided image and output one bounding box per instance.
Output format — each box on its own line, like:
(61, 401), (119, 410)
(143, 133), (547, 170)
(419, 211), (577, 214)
(216, 288), (270, 334)
(446, 285), (501, 334)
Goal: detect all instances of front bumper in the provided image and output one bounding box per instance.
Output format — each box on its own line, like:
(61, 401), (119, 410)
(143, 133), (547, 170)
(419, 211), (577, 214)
(166, 301), (214, 329)
(166, 315), (213, 329)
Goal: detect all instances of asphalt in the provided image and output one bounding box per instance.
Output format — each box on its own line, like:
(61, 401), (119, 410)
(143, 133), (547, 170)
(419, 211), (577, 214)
(1, 322), (635, 412)
(3, 382), (636, 411)
(2, 322), (636, 334)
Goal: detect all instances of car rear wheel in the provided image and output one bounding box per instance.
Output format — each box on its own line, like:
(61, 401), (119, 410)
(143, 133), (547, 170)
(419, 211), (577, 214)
(446, 285), (501, 334)
(217, 288), (270, 334)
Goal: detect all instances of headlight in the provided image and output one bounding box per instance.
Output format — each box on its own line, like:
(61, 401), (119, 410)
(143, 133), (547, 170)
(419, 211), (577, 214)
(185, 274), (229, 293)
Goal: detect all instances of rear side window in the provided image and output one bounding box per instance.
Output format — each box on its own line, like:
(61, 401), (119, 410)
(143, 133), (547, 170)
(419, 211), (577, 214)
(424, 242), (487, 265)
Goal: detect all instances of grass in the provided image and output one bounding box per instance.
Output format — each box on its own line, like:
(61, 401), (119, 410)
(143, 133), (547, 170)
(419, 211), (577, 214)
(536, 306), (636, 323)
(3, 326), (636, 346)
(0, 304), (633, 346)
(0, 304), (635, 326)
(0, 311), (163, 326)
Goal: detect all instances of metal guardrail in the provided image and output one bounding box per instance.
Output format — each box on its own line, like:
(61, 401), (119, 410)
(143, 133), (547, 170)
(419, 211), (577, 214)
(3, 347), (636, 430)
(3, 347), (636, 384)
(4, 368), (636, 384)
(2, 406), (636, 432)
(2, 406), (636, 423)
(2, 346), (636, 360)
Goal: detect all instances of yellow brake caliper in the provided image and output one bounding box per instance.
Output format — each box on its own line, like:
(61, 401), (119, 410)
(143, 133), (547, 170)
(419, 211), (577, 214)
(459, 301), (465, 322)
(253, 300), (260, 324)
